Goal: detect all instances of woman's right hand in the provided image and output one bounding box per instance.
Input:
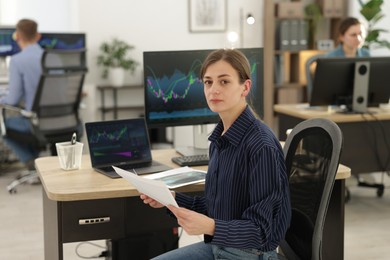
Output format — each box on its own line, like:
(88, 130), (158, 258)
(140, 191), (175, 208)
(140, 194), (164, 208)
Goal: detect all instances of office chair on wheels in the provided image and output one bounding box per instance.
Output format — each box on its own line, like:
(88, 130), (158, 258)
(0, 48), (88, 193)
(278, 118), (343, 260)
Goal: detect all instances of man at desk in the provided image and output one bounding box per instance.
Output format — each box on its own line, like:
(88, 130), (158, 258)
(0, 19), (43, 170)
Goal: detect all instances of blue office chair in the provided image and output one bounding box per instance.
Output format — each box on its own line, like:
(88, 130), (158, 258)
(278, 118), (343, 260)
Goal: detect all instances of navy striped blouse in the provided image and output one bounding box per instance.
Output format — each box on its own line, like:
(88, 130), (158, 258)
(175, 106), (291, 252)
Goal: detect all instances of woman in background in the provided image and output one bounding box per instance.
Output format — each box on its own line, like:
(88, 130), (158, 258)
(141, 49), (291, 260)
(325, 17), (370, 57)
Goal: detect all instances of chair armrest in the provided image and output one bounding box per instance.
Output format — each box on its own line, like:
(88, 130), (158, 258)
(1, 104), (35, 116)
(0, 104), (37, 136)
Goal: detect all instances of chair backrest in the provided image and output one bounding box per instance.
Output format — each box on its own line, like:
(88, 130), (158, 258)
(305, 54), (324, 103)
(280, 118), (343, 260)
(32, 49), (87, 144)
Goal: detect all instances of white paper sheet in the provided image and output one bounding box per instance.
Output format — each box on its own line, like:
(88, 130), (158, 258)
(144, 166), (206, 189)
(112, 166), (178, 207)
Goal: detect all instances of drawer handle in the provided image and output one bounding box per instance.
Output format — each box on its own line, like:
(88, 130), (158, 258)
(79, 217), (110, 225)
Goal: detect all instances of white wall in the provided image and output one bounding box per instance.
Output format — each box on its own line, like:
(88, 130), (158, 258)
(77, 0), (262, 86)
(0, 0), (79, 31)
(0, 0), (263, 148)
(0, 0), (263, 85)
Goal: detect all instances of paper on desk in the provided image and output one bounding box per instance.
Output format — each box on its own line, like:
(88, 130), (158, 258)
(112, 166), (178, 207)
(144, 166), (206, 189)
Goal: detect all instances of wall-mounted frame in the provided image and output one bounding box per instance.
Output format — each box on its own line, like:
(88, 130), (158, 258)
(189, 0), (227, 32)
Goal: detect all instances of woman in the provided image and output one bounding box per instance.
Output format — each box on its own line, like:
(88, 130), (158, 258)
(141, 49), (291, 260)
(325, 17), (370, 57)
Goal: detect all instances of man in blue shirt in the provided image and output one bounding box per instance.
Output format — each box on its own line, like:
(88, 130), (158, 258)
(0, 19), (44, 170)
(141, 49), (291, 260)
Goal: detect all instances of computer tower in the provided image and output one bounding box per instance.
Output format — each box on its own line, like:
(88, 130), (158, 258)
(106, 228), (179, 260)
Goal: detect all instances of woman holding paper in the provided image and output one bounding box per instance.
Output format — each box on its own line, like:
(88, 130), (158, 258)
(141, 49), (291, 260)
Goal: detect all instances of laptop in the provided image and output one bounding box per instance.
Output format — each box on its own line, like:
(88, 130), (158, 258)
(85, 118), (171, 178)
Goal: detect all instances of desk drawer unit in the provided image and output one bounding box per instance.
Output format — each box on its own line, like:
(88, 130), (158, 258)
(61, 198), (126, 242)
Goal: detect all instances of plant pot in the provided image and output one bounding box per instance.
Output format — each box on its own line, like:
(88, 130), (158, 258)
(109, 68), (125, 87)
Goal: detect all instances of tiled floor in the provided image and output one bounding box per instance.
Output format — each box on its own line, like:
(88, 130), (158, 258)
(1, 162), (390, 259)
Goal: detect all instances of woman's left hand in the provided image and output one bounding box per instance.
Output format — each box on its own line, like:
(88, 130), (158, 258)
(167, 205), (215, 236)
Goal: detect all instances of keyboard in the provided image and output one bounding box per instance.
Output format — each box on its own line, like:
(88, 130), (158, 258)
(171, 154), (209, 167)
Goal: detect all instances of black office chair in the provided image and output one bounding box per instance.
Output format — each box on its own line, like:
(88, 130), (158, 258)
(0, 48), (88, 193)
(305, 54), (324, 103)
(278, 118), (343, 260)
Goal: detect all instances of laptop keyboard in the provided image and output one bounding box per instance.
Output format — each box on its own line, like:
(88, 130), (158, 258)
(98, 163), (149, 172)
(171, 154), (209, 167)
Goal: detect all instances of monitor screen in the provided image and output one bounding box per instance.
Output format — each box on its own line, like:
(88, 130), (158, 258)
(39, 33), (86, 50)
(0, 27), (20, 57)
(0, 30), (85, 57)
(310, 56), (390, 112)
(143, 48), (264, 128)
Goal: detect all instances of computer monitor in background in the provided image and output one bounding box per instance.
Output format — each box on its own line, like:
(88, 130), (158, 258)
(0, 27), (21, 56)
(0, 29), (86, 54)
(0, 27), (20, 75)
(39, 33), (86, 50)
(310, 56), (390, 113)
(143, 48), (263, 155)
(0, 30), (85, 75)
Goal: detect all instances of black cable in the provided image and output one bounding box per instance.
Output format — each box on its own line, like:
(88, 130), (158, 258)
(174, 226), (184, 248)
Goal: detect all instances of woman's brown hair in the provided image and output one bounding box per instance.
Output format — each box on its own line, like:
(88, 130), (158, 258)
(200, 49), (251, 84)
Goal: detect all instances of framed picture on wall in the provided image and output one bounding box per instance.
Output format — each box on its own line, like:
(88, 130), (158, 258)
(189, 0), (227, 32)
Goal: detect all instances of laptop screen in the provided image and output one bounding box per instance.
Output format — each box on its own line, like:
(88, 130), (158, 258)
(85, 118), (152, 167)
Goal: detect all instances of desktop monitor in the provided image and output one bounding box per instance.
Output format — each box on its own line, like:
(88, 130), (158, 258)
(39, 33), (86, 50)
(143, 48), (263, 155)
(0, 29), (86, 77)
(143, 48), (263, 127)
(310, 56), (390, 113)
(0, 30), (86, 56)
(0, 27), (20, 57)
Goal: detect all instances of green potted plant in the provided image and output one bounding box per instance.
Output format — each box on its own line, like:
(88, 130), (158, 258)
(304, 2), (323, 49)
(359, 0), (390, 50)
(97, 38), (138, 86)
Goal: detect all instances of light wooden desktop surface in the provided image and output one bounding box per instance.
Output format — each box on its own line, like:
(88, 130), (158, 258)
(36, 149), (350, 202)
(35, 149), (206, 201)
(274, 103), (390, 123)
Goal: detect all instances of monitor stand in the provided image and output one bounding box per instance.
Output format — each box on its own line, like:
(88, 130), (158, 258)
(352, 61), (370, 113)
(175, 125), (209, 156)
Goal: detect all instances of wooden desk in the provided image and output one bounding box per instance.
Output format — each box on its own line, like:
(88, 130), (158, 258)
(275, 103), (390, 176)
(36, 149), (349, 260)
(36, 150), (204, 260)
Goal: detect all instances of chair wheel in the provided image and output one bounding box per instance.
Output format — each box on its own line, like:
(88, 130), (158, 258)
(8, 188), (17, 194)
